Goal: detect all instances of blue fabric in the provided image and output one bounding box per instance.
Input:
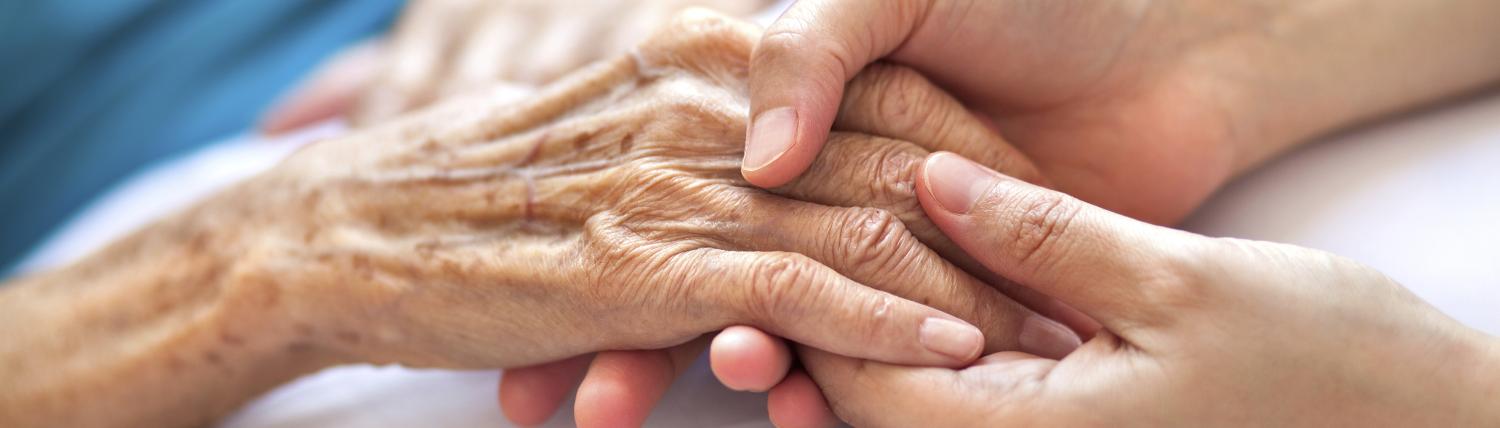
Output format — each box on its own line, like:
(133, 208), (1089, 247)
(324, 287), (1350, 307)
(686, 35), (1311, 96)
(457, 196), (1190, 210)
(0, 0), (401, 274)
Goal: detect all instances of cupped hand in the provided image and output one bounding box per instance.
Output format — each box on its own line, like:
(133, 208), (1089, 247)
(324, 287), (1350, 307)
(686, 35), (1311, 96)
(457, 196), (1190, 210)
(260, 0), (771, 133)
(794, 152), (1500, 426)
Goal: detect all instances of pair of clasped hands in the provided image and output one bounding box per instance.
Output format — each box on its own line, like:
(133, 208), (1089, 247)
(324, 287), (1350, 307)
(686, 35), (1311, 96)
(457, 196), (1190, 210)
(486, 1), (1499, 427)
(265, 0), (1500, 426)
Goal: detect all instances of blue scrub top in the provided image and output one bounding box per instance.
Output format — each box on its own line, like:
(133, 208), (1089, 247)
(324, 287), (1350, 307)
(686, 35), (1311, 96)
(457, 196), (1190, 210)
(0, 0), (402, 274)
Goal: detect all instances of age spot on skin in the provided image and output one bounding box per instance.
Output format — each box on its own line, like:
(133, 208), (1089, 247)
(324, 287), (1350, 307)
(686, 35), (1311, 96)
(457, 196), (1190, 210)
(302, 190), (323, 208)
(293, 322), (315, 337)
(523, 177), (537, 222)
(351, 254), (374, 281)
(334, 330), (363, 345)
(619, 133), (635, 152)
(519, 130), (549, 167)
(203, 351), (224, 366)
(220, 332), (246, 347)
(188, 232), (210, 254)
(165, 354), (185, 373)
(573, 130), (596, 151)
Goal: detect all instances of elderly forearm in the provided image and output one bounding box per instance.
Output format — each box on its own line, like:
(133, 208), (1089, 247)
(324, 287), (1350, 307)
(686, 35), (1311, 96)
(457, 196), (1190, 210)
(1213, 0), (1500, 171)
(0, 183), (335, 428)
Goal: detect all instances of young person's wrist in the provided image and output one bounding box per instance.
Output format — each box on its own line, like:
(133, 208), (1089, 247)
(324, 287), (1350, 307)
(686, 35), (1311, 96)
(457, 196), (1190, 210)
(1475, 336), (1500, 424)
(1212, 0), (1500, 175)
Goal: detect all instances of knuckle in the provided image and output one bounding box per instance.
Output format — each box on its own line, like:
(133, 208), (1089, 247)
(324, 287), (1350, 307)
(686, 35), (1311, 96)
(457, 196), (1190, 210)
(745, 254), (823, 320)
(835, 208), (915, 277)
(852, 292), (898, 348)
(868, 142), (925, 204)
(866, 142), (943, 237)
(871, 67), (939, 134)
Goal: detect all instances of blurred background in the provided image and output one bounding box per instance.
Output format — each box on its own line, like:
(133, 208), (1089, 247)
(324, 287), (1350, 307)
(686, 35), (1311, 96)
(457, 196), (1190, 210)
(0, 1), (402, 273)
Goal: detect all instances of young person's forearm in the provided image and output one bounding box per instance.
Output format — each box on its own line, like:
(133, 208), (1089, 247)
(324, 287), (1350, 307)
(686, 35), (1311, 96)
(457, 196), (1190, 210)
(0, 185), (335, 428)
(1478, 338), (1500, 424)
(1222, 0), (1500, 171)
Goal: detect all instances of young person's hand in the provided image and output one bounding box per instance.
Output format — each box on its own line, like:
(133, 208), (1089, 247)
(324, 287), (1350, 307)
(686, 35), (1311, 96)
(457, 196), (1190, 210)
(797, 152), (1500, 427)
(743, 0), (1500, 224)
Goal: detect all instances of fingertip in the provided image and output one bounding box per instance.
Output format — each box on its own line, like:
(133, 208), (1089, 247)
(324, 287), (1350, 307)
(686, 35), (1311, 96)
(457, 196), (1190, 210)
(741, 107), (828, 189)
(499, 372), (560, 427)
(498, 356), (591, 427)
(768, 370), (838, 428)
(710, 326), (792, 392)
(918, 317), (985, 364)
(574, 352), (670, 428)
(259, 88), (346, 136)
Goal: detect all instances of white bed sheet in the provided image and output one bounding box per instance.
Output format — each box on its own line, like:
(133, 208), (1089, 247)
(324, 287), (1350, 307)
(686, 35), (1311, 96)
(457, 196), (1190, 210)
(17, 82), (1499, 428)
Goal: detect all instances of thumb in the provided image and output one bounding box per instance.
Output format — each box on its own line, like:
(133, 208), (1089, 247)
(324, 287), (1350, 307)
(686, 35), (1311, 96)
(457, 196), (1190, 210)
(915, 152), (1203, 328)
(741, 0), (932, 187)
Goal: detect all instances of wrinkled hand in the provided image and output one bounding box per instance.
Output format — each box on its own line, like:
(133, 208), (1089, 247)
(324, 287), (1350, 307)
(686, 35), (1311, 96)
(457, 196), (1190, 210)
(243, 10), (1074, 390)
(492, 28), (1124, 428)
(796, 152), (1500, 427)
(261, 0), (770, 133)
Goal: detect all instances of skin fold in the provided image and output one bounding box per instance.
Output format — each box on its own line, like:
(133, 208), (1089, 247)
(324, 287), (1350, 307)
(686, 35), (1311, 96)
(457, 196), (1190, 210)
(0, 10), (1079, 428)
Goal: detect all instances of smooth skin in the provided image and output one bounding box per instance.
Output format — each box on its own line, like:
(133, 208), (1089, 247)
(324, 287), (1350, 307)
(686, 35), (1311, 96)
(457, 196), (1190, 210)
(520, 0), (1500, 426)
(798, 151), (1500, 427)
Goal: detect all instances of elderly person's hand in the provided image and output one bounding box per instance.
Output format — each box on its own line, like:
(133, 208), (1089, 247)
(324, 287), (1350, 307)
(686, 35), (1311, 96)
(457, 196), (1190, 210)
(255, 11), (1038, 371)
(495, 57), (1099, 428)
(795, 152), (1500, 427)
(260, 0), (772, 133)
(0, 11), (1080, 428)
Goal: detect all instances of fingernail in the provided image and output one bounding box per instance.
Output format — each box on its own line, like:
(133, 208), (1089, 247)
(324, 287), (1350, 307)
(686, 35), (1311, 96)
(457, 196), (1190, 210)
(919, 317), (984, 361)
(923, 153), (999, 214)
(743, 107), (798, 172)
(1019, 315), (1082, 359)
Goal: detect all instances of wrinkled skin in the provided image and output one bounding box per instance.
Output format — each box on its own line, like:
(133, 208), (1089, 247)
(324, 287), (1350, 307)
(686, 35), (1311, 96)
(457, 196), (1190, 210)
(267, 10), (1051, 369)
(2, 10), (1083, 428)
